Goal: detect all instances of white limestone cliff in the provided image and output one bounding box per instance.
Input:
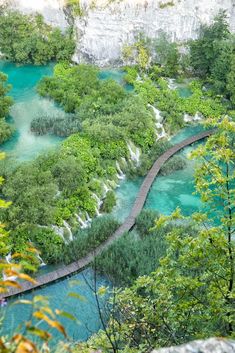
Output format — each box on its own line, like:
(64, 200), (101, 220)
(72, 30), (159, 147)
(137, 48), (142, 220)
(152, 338), (235, 353)
(0, 0), (68, 29)
(1, 0), (235, 65)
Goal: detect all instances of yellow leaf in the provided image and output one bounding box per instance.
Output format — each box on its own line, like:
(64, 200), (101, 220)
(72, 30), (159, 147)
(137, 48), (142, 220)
(0, 280), (22, 289)
(18, 273), (37, 285)
(33, 311), (67, 337)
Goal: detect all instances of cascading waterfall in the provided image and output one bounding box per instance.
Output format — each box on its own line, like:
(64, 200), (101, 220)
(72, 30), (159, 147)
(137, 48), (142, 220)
(103, 183), (111, 195)
(3, 253), (17, 281)
(5, 253), (12, 263)
(86, 212), (92, 223)
(63, 221), (73, 242)
(92, 193), (103, 208)
(148, 104), (167, 140)
(76, 214), (89, 229)
(52, 225), (66, 242)
(184, 112), (202, 123)
(148, 104), (163, 123)
(107, 179), (120, 189)
(167, 78), (177, 90)
(95, 207), (101, 217)
(116, 161), (126, 180)
(37, 253), (46, 267)
(92, 193), (103, 216)
(127, 142), (140, 166)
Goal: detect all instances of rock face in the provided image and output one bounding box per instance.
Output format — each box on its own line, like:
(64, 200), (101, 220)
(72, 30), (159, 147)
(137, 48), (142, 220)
(74, 0), (235, 65)
(152, 338), (235, 353)
(2, 0), (235, 65)
(1, 0), (68, 30)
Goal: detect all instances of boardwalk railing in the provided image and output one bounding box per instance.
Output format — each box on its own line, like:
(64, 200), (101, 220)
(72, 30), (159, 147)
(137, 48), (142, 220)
(1, 129), (214, 299)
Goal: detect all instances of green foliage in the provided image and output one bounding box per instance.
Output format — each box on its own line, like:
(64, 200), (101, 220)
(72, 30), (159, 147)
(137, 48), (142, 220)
(61, 216), (120, 264)
(0, 71), (14, 144)
(0, 10), (75, 64)
(101, 191), (116, 213)
(159, 1), (175, 9)
(87, 117), (235, 352)
(30, 113), (82, 137)
(227, 54), (235, 105)
(95, 210), (169, 286)
(189, 10), (235, 98)
(154, 32), (180, 77)
(122, 34), (152, 70)
(123, 66), (138, 84)
(189, 10), (229, 77)
(2, 163), (58, 227)
(66, 0), (84, 16)
(0, 119), (14, 144)
(160, 155), (186, 176)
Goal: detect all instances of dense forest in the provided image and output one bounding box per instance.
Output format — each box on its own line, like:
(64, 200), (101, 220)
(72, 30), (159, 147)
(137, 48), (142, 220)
(0, 8), (234, 353)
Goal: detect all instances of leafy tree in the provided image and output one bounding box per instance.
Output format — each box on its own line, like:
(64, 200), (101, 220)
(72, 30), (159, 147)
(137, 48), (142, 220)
(227, 53), (235, 105)
(0, 10), (75, 64)
(154, 32), (180, 77)
(189, 10), (230, 77)
(0, 72), (14, 144)
(86, 116), (235, 352)
(122, 34), (152, 71)
(2, 163), (58, 226)
(37, 63), (99, 112)
(101, 191), (116, 213)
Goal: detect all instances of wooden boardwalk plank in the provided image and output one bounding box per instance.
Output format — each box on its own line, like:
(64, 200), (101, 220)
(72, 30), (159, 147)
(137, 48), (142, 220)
(1, 129), (213, 299)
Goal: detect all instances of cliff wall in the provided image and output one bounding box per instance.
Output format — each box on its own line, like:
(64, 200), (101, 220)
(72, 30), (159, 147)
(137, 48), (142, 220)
(2, 0), (235, 65)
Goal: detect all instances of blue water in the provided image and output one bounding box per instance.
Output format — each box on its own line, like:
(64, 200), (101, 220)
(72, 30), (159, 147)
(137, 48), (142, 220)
(0, 61), (65, 162)
(99, 69), (133, 92)
(113, 126), (204, 222)
(1, 269), (110, 344)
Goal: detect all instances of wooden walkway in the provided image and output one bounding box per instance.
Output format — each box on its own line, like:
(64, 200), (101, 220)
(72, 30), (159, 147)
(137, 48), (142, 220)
(1, 129), (214, 299)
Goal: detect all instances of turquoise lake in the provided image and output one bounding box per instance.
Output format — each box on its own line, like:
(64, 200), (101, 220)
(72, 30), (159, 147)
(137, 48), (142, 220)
(0, 62), (203, 343)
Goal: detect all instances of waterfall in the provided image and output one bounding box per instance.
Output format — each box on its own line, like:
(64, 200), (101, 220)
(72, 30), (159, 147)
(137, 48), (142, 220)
(127, 142), (140, 166)
(5, 253), (12, 263)
(184, 112), (202, 123)
(92, 193), (103, 216)
(116, 161), (125, 180)
(63, 221), (73, 241)
(37, 253), (46, 267)
(86, 212), (92, 223)
(167, 78), (177, 90)
(52, 225), (66, 242)
(148, 104), (167, 140)
(95, 207), (101, 217)
(3, 253), (17, 281)
(148, 104), (163, 123)
(184, 113), (192, 122)
(103, 183), (110, 195)
(194, 112), (202, 121)
(92, 193), (103, 208)
(107, 179), (120, 189)
(76, 214), (87, 228)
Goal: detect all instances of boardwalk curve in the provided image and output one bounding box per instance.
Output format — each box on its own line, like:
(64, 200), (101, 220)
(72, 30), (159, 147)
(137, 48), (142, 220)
(1, 129), (214, 299)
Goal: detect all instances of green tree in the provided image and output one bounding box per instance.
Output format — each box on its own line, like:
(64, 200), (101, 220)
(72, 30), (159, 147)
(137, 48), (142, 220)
(0, 72), (14, 144)
(190, 10), (229, 77)
(227, 53), (235, 105)
(0, 10), (75, 65)
(86, 116), (235, 352)
(154, 32), (180, 77)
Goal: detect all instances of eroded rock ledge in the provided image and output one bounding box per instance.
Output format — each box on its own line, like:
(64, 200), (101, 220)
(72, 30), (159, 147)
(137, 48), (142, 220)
(152, 338), (235, 353)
